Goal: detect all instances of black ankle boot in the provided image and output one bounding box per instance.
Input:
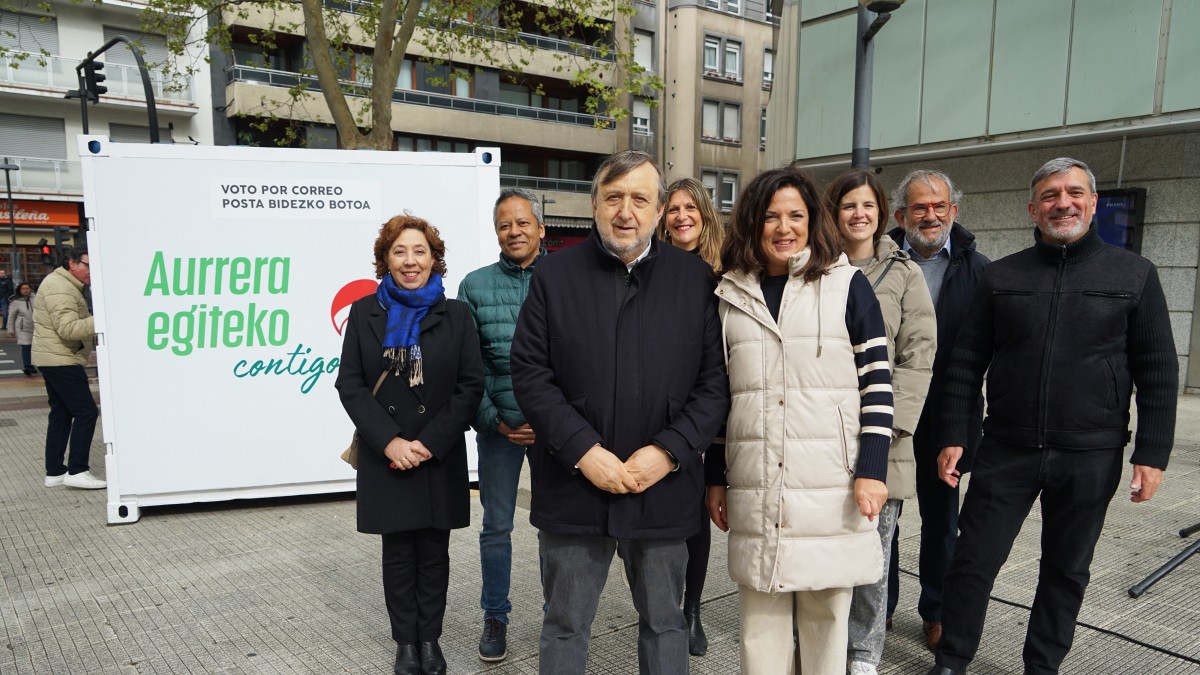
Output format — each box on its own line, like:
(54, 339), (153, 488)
(394, 644), (419, 675)
(419, 641), (446, 675)
(684, 601), (707, 656)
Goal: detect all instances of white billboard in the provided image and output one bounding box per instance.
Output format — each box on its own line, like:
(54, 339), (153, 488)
(80, 138), (500, 523)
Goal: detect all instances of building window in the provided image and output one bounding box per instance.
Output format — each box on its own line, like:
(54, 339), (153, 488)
(704, 36), (741, 82)
(702, 169), (739, 212)
(760, 107), (767, 151)
(632, 98), (652, 136)
(634, 30), (654, 72)
(704, 0), (719, 9)
(703, 37), (719, 74)
(701, 100), (740, 144)
(724, 0), (740, 15)
(763, 49), (773, 90)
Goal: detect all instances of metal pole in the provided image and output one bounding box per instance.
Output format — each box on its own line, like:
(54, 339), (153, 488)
(851, 5), (874, 170)
(3, 160), (18, 284)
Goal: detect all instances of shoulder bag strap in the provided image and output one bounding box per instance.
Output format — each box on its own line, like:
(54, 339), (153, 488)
(370, 370), (389, 396)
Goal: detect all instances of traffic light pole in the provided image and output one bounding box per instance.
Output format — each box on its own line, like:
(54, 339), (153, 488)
(73, 36), (160, 142)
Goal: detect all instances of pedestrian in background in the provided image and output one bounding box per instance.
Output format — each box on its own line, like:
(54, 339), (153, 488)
(826, 169), (936, 675)
(0, 268), (14, 331)
(708, 167), (893, 674)
(34, 247), (103, 489)
(657, 176), (725, 656)
(8, 281), (36, 375)
(335, 215), (484, 675)
(457, 187), (546, 663)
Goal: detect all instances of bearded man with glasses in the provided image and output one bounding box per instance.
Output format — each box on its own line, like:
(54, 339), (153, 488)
(883, 169), (989, 652)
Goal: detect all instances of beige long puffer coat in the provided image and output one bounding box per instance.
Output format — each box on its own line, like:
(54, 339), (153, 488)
(851, 237), (936, 500)
(716, 250), (882, 594)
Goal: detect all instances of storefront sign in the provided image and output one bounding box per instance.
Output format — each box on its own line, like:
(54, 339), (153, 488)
(0, 200), (80, 227)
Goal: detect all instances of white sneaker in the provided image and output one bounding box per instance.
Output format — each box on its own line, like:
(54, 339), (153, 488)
(63, 471), (107, 489)
(849, 662), (878, 675)
(44, 474), (64, 487)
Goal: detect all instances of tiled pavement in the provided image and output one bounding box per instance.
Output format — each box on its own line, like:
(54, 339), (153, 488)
(0, 361), (1197, 674)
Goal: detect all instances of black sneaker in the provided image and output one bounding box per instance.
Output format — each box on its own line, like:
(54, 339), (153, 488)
(478, 617), (507, 662)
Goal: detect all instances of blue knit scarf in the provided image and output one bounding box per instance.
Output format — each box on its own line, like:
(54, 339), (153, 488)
(376, 272), (444, 386)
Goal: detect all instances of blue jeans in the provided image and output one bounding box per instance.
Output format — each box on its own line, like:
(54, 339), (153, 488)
(0, 296), (8, 330)
(477, 432), (529, 623)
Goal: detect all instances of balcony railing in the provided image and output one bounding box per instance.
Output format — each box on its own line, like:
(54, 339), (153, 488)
(500, 174), (591, 193)
(0, 156), (83, 192)
(0, 52), (195, 104)
(227, 65), (614, 128)
(320, 0), (615, 62)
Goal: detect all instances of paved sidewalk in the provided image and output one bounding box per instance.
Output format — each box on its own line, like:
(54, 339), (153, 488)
(0, 363), (1197, 673)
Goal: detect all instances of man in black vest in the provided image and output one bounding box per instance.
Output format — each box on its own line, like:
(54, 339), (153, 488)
(926, 158), (1178, 675)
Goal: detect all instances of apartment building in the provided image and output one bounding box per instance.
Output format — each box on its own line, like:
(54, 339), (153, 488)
(0, 1), (213, 285)
(626, 0), (778, 216)
(210, 1), (628, 247)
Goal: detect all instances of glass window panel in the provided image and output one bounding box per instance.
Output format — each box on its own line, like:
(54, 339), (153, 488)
(499, 82), (528, 105)
(720, 175), (737, 211)
(398, 60), (413, 90)
(701, 171), (718, 202)
(763, 49), (773, 84)
(396, 136), (414, 151)
(704, 38), (719, 72)
(635, 30), (654, 71)
(724, 42), (740, 78)
(723, 104), (740, 141)
(702, 101), (719, 139)
(416, 138), (432, 152)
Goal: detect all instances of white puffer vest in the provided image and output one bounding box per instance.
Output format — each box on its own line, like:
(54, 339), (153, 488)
(716, 250), (883, 593)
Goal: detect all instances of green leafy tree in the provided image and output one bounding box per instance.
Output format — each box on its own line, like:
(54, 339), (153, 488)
(134, 0), (662, 148)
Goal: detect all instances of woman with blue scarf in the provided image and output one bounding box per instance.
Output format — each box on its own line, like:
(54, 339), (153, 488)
(337, 214), (484, 675)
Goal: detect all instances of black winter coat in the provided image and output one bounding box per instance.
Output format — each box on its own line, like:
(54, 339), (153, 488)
(939, 226), (1178, 468)
(888, 224), (989, 471)
(336, 295), (484, 534)
(510, 232), (729, 539)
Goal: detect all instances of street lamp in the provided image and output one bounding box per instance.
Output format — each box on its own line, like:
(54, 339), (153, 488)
(1, 157), (18, 284)
(852, 0), (906, 169)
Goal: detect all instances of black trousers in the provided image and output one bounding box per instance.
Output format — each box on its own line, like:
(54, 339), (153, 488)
(41, 365), (98, 476)
(935, 439), (1124, 674)
(914, 436), (961, 623)
(382, 528), (451, 644)
(684, 498), (710, 606)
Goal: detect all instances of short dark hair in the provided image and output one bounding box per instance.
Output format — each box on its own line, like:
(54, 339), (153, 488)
(591, 150), (666, 206)
(720, 167), (840, 283)
(62, 246), (88, 269)
(372, 214), (448, 280)
(824, 169), (890, 246)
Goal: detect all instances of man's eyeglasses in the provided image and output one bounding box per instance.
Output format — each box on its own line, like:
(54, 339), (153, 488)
(77, 261), (90, 268)
(907, 202), (952, 218)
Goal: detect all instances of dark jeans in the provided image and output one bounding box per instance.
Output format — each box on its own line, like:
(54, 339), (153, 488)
(382, 528), (451, 644)
(935, 439), (1124, 674)
(0, 296), (8, 330)
(20, 344), (32, 371)
(539, 532), (689, 675)
(914, 438), (960, 622)
(684, 503), (710, 606)
(41, 365), (98, 476)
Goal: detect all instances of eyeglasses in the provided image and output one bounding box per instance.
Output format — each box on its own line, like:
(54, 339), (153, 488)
(907, 202), (952, 218)
(77, 261), (90, 268)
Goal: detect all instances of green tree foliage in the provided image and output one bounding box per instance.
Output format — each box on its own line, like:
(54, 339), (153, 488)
(135, 0), (662, 148)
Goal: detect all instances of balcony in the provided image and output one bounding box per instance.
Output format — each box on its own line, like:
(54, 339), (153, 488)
(319, 0), (615, 62)
(499, 174), (590, 193)
(227, 65), (614, 128)
(0, 52), (195, 106)
(0, 156), (83, 193)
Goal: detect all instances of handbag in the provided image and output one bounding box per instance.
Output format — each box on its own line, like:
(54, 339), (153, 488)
(341, 370), (390, 469)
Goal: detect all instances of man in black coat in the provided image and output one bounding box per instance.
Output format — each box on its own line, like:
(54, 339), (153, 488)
(511, 150), (728, 675)
(926, 158), (1178, 675)
(886, 169), (989, 651)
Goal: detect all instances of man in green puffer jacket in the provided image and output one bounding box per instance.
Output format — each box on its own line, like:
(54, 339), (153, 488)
(457, 187), (546, 663)
(33, 247), (105, 490)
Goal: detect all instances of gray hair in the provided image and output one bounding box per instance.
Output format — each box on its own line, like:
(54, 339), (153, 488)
(1029, 157), (1096, 201)
(590, 150), (667, 207)
(891, 169), (963, 212)
(493, 187), (544, 227)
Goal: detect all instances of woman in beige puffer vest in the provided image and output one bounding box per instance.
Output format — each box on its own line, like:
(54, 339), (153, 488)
(708, 168), (894, 675)
(827, 170), (937, 674)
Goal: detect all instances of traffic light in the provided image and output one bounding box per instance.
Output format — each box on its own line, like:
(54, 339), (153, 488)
(38, 238), (52, 265)
(83, 60), (107, 103)
(53, 226), (72, 262)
